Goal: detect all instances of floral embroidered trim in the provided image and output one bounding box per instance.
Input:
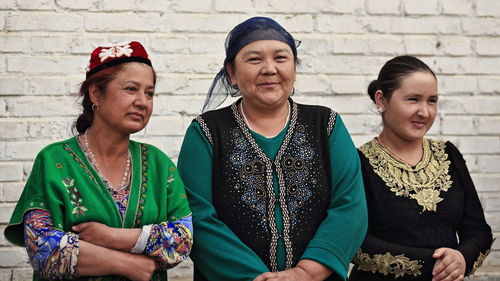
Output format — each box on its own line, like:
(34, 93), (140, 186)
(133, 144), (149, 226)
(470, 248), (491, 275)
(62, 178), (88, 216)
(326, 110), (337, 136)
(353, 249), (423, 278)
(98, 42), (133, 62)
(195, 116), (214, 147)
(359, 138), (452, 212)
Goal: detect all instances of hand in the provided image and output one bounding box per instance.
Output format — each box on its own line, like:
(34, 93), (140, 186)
(432, 248), (465, 281)
(253, 267), (310, 281)
(122, 253), (157, 281)
(72, 222), (118, 250)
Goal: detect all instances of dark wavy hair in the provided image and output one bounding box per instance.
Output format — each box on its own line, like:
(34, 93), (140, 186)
(368, 55), (436, 103)
(73, 63), (157, 134)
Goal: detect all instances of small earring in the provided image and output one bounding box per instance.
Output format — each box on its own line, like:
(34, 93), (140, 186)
(92, 104), (99, 111)
(377, 107), (384, 113)
(290, 87), (295, 96)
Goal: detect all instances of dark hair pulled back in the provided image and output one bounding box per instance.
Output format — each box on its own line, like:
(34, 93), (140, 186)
(73, 63), (156, 134)
(368, 55), (436, 103)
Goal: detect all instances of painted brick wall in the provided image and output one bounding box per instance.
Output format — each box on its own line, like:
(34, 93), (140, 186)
(0, 0), (499, 280)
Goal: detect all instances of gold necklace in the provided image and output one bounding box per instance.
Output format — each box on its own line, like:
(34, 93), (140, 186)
(376, 136), (422, 167)
(240, 100), (290, 137)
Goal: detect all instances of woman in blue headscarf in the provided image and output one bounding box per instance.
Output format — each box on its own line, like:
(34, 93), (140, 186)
(177, 17), (367, 281)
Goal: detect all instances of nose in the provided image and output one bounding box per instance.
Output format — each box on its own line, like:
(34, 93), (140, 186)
(261, 59), (277, 75)
(417, 103), (429, 118)
(134, 90), (147, 108)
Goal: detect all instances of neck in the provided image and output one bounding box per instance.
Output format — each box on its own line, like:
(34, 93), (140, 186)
(240, 99), (290, 137)
(85, 126), (130, 159)
(378, 130), (423, 166)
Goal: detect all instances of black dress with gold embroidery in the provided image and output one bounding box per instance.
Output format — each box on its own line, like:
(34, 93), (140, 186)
(349, 138), (493, 280)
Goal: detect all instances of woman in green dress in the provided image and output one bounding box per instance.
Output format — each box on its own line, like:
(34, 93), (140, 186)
(4, 41), (193, 281)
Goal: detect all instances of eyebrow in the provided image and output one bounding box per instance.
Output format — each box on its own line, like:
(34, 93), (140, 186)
(124, 80), (155, 89)
(242, 48), (292, 56)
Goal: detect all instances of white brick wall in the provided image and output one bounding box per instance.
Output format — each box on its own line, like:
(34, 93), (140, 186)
(0, 1), (499, 280)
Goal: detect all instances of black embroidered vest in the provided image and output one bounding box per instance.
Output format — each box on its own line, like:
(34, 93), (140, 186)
(195, 99), (336, 271)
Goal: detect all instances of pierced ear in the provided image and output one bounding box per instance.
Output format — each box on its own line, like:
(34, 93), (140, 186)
(374, 90), (386, 110)
(88, 85), (100, 106)
(226, 64), (237, 86)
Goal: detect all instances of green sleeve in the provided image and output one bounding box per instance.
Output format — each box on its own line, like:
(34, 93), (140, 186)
(301, 114), (368, 281)
(164, 156), (191, 222)
(177, 122), (269, 281)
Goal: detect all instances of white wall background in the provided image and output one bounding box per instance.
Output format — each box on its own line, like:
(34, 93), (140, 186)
(0, 0), (499, 280)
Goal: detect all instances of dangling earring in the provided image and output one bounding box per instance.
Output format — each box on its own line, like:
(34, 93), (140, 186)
(230, 84), (241, 97)
(91, 104), (99, 111)
(290, 87), (295, 97)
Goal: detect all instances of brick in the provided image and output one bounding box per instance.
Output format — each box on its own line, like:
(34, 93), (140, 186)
(463, 58), (500, 75)
(158, 76), (212, 95)
(0, 35), (26, 53)
(155, 54), (221, 74)
(259, 0), (330, 14)
(0, 77), (26, 95)
(17, 0), (56, 10)
(169, 14), (243, 33)
(439, 37), (472, 56)
(4, 96), (78, 117)
(369, 36), (404, 55)
(0, 120), (27, 139)
(474, 174), (500, 192)
(67, 35), (108, 55)
(172, 0), (211, 12)
(5, 13), (82, 32)
(3, 182), (24, 202)
(0, 98), (6, 116)
(390, 17), (461, 34)
(297, 35), (334, 56)
(28, 36), (67, 53)
(7, 56), (85, 75)
(0, 0), (15, 9)
(478, 117), (500, 135)
(0, 247), (29, 267)
(0, 57), (6, 74)
(330, 75), (367, 94)
(55, 0), (95, 10)
(215, 0), (255, 12)
(295, 75), (330, 93)
(476, 156), (500, 173)
(153, 95), (205, 116)
(332, 35), (368, 54)
(272, 15), (314, 33)
(27, 77), (67, 95)
(295, 95), (370, 114)
(135, 0), (172, 12)
(317, 15), (365, 34)
(151, 35), (225, 55)
(476, 38), (500, 56)
(463, 18), (500, 36)
(366, 0), (400, 15)
(405, 0), (439, 15)
(0, 204), (16, 223)
(23, 161), (34, 178)
(455, 137), (500, 154)
(439, 75), (477, 94)
(442, 116), (475, 135)
(483, 195), (500, 212)
(85, 13), (164, 32)
(477, 0), (500, 17)
(6, 141), (50, 161)
(440, 97), (500, 115)
(404, 36), (436, 55)
(305, 55), (386, 75)
(27, 119), (74, 139)
(0, 268), (11, 280)
(12, 267), (33, 281)
(485, 213), (500, 232)
(145, 116), (186, 136)
(92, 0), (136, 11)
(341, 114), (381, 134)
(441, 0), (472, 15)
(331, 0), (364, 14)
(0, 163), (23, 181)
(478, 77), (500, 94)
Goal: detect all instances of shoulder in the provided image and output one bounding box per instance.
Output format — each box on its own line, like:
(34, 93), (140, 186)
(130, 140), (174, 164)
(295, 102), (336, 116)
(36, 137), (79, 158)
(196, 104), (233, 123)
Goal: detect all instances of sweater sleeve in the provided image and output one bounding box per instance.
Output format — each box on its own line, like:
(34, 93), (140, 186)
(300, 114), (368, 281)
(177, 122), (269, 281)
(447, 142), (493, 276)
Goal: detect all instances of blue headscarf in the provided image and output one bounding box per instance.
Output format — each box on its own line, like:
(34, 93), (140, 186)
(202, 17), (300, 112)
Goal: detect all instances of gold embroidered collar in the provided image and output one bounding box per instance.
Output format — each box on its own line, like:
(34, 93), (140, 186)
(359, 138), (453, 212)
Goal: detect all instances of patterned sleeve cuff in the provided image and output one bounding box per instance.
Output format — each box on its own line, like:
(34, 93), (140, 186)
(130, 224), (153, 254)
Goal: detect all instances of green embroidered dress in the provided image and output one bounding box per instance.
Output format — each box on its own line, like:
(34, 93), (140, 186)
(5, 137), (191, 281)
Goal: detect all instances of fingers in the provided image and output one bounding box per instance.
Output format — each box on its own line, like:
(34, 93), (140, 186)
(254, 272), (276, 281)
(433, 247), (446, 259)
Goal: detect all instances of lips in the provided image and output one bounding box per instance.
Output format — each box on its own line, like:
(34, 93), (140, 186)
(412, 120), (426, 128)
(258, 81), (279, 86)
(128, 112), (144, 120)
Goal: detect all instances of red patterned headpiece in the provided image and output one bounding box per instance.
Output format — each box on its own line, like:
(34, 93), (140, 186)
(85, 41), (152, 78)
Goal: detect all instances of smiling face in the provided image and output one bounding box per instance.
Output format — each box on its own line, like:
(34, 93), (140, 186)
(377, 71), (438, 143)
(227, 40), (296, 109)
(90, 62), (155, 135)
